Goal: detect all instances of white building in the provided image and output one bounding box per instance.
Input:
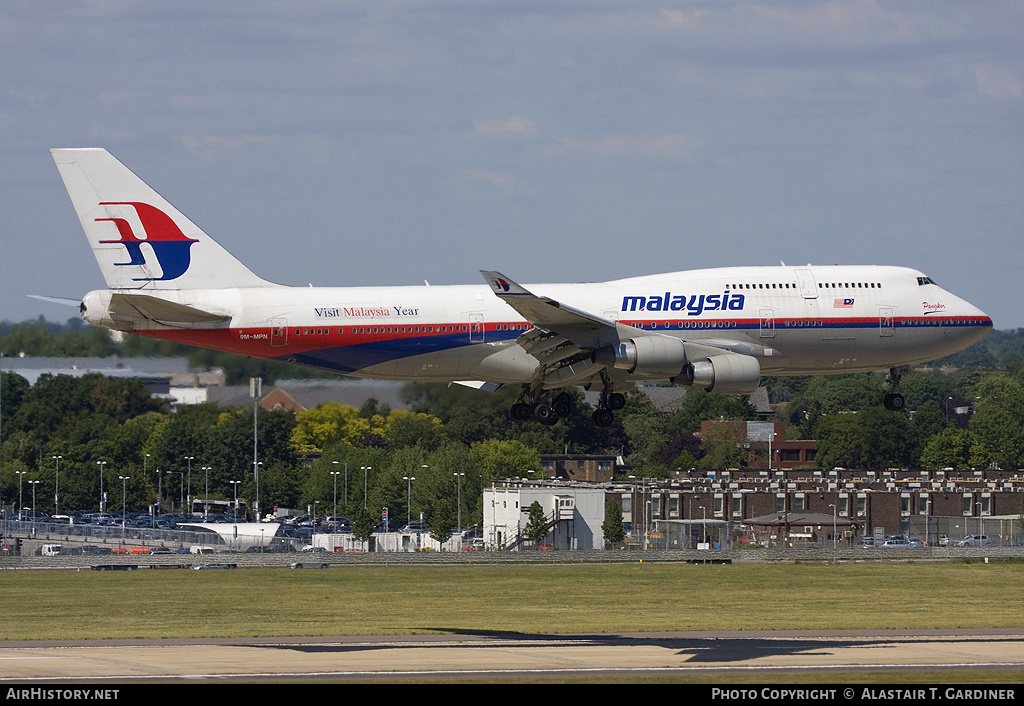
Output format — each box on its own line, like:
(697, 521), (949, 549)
(483, 485), (605, 550)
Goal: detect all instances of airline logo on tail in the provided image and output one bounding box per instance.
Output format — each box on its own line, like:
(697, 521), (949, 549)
(96, 202), (197, 281)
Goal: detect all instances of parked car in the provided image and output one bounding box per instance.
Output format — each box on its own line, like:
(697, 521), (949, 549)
(881, 539), (921, 549)
(938, 534), (950, 547)
(956, 535), (993, 547)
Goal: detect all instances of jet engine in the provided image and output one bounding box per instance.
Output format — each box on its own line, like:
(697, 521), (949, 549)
(687, 354), (761, 394)
(594, 335), (761, 394)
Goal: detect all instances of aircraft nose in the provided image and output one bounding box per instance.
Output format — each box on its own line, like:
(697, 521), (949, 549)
(945, 298), (993, 347)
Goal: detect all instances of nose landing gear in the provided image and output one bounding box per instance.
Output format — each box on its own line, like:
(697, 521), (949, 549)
(884, 367), (907, 411)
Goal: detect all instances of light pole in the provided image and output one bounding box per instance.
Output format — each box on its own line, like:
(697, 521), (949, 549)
(51, 455), (61, 516)
(119, 476), (130, 536)
(201, 466), (211, 520)
(403, 476), (416, 525)
(361, 466), (371, 509)
(330, 467), (340, 520)
(829, 504), (837, 549)
(453, 472), (465, 535)
(229, 480), (241, 522)
(96, 461), (107, 513)
(28, 480), (39, 529)
(183, 456), (194, 517)
(15, 471), (26, 521)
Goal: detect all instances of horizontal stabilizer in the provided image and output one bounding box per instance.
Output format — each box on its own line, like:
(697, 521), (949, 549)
(27, 294), (81, 308)
(109, 293), (230, 327)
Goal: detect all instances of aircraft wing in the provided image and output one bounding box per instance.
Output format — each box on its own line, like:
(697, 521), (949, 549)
(481, 271), (614, 333)
(481, 270), (776, 394)
(481, 270), (630, 390)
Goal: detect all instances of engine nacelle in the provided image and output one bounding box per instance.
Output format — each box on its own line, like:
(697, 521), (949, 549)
(689, 355), (761, 394)
(593, 336), (762, 394)
(595, 336), (689, 378)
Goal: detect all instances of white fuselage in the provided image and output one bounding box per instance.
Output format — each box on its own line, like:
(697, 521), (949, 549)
(122, 264), (991, 384)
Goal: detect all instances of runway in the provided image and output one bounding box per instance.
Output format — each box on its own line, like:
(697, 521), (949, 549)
(1, 630), (1023, 682)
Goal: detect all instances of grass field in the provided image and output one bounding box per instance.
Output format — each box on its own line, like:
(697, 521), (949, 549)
(1, 560), (1021, 641)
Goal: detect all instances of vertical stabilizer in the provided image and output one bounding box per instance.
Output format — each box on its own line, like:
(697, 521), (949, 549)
(52, 148), (274, 290)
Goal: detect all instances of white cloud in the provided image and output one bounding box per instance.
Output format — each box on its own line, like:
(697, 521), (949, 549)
(473, 116), (540, 139)
(464, 169), (521, 191)
(547, 133), (704, 161)
(973, 64), (1023, 100)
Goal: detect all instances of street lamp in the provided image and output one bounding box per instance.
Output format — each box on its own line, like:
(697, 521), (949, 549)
(201, 466), (211, 520)
(829, 504), (837, 549)
(96, 461), (107, 513)
(403, 476), (416, 525)
(15, 471), (26, 521)
(28, 480), (40, 528)
(51, 455), (62, 516)
(183, 456), (194, 516)
(118, 476), (130, 536)
(453, 472), (465, 535)
(330, 467), (341, 520)
(229, 480), (241, 522)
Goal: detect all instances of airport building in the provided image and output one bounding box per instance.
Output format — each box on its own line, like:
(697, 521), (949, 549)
(483, 486), (606, 550)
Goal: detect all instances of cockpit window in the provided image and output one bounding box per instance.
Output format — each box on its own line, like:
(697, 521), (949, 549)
(917, 276), (937, 286)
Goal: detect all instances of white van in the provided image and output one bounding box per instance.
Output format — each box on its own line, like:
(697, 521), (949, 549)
(40, 544), (63, 556)
(189, 545), (215, 555)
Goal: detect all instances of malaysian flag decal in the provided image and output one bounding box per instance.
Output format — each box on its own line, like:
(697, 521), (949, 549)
(833, 298), (854, 308)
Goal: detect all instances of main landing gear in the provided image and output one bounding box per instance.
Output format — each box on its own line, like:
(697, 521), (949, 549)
(510, 391), (574, 426)
(510, 386), (626, 427)
(591, 388), (625, 427)
(884, 367), (907, 411)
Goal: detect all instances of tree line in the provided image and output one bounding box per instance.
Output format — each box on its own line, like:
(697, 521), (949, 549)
(2, 318), (1024, 533)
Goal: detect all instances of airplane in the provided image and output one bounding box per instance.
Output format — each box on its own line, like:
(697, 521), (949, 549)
(50, 148), (993, 426)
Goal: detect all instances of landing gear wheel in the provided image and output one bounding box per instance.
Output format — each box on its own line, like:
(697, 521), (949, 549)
(532, 403), (556, 424)
(592, 409), (614, 427)
(552, 393), (572, 418)
(884, 393), (906, 411)
(511, 403), (532, 421)
(608, 392), (626, 411)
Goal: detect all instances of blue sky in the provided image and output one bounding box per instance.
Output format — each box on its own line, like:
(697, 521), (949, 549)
(2, 1), (1022, 328)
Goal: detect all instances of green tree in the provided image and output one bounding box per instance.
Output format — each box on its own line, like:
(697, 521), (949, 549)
(523, 500), (550, 548)
(351, 505), (376, 545)
(919, 427), (976, 469)
(970, 373), (1024, 468)
(602, 498), (626, 546)
(428, 497), (456, 546)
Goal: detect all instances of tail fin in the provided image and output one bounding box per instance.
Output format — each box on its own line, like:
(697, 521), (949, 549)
(52, 148), (274, 290)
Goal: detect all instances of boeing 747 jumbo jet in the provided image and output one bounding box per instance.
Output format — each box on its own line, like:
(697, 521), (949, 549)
(51, 148), (993, 426)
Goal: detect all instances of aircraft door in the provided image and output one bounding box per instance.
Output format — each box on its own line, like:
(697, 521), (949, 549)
(469, 313), (485, 342)
(759, 309), (775, 338)
(795, 269), (819, 299)
(878, 308), (895, 337)
(270, 317), (288, 347)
